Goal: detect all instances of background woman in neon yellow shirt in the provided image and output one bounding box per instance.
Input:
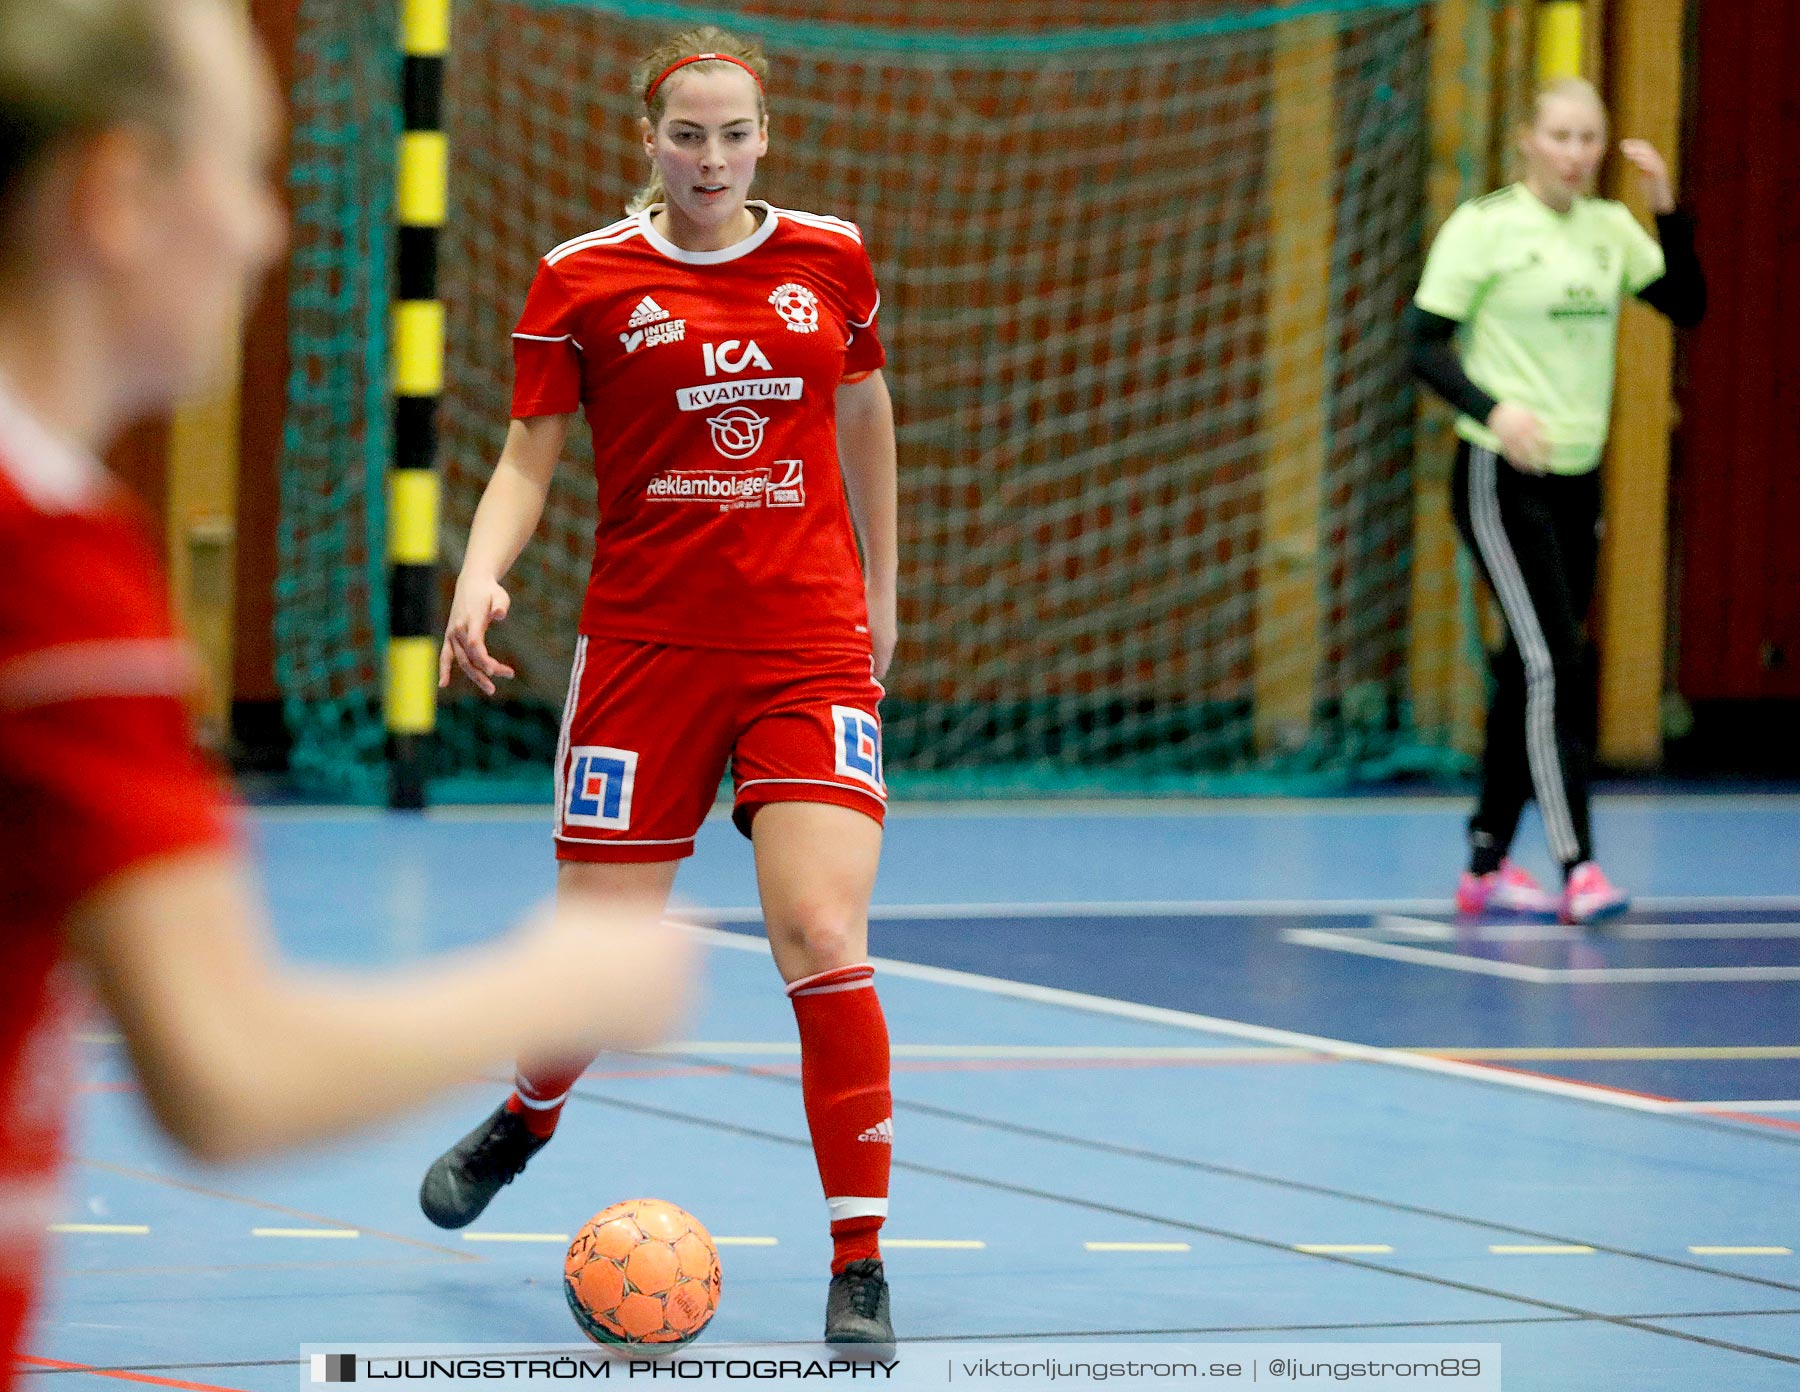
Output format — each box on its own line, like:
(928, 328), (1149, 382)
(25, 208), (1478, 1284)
(1408, 78), (1704, 924)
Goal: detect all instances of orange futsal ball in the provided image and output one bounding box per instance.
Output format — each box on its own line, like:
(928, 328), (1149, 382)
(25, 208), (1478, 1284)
(564, 1199), (722, 1348)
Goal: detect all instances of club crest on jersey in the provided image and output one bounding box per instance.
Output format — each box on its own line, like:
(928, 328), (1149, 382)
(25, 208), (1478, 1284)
(565, 746), (638, 830)
(706, 405), (770, 460)
(832, 706), (884, 792)
(769, 282), (820, 334)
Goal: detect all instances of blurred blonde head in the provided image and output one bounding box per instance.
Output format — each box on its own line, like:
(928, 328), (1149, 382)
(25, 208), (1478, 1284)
(0, 0), (284, 429)
(1516, 77), (1608, 206)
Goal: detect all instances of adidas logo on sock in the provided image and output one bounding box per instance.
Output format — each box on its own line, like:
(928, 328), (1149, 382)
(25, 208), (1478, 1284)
(627, 295), (670, 328)
(857, 1118), (894, 1144)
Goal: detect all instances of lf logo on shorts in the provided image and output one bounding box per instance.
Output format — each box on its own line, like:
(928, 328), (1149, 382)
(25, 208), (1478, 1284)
(832, 706), (884, 793)
(566, 746), (638, 830)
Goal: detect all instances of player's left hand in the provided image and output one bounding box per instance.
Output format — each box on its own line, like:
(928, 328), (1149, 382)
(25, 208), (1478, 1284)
(866, 582), (897, 680)
(1619, 140), (1675, 215)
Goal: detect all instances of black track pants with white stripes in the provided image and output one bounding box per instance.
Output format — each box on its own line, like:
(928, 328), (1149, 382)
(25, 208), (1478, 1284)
(1450, 442), (1600, 871)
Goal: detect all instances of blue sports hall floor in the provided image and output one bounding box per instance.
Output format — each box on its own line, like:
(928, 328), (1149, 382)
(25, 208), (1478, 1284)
(24, 791), (1800, 1390)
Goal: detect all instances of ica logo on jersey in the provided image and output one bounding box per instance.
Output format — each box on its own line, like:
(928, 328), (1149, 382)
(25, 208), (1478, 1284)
(702, 339), (772, 376)
(679, 339), (798, 421)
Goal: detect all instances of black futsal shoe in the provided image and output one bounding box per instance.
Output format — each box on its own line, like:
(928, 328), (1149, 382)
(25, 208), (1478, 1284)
(824, 1258), (895, 1345)
(418, 1104), (550, 1229)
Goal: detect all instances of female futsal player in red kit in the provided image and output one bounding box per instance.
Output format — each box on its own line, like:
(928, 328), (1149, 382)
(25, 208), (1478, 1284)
(421, 27), (901, 1345)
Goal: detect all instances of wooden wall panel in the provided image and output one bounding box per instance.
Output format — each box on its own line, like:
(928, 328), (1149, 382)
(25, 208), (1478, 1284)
(1674, 0), (1800, 699)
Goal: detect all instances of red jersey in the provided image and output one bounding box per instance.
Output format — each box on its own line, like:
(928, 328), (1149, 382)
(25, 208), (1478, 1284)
(0, 386), (228, 1378)
(510, 202), (886, 653)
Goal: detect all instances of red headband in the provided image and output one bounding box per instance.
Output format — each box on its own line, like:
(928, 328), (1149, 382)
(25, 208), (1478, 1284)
(644, 53), (764, 107)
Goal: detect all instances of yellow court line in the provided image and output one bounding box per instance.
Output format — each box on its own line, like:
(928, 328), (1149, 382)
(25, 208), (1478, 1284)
(462, 1233), (569, 1243)
(1690, 1246), (1791, 1256)
(1490, 1245), (1593, 1255)
(1410, 1046), (1800, 1061)
(883, 1240), (986, 1250)
(252, 1228), (360, 1239)
(49, 1224), (149, 1235)
(714, 1237), (780, 1247)
(1294, 1243), (1393, 1254)
(1085, 1241), (1191, 1253)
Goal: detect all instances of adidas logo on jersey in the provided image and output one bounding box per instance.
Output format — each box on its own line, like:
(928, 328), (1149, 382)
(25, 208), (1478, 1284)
(857, 1118), (894, 1145)
(627, 295), (670, 328)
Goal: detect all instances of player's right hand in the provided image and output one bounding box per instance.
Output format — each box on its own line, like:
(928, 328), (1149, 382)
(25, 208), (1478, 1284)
(441, 574), (517, 695)
(1487, 401), (1551, 475)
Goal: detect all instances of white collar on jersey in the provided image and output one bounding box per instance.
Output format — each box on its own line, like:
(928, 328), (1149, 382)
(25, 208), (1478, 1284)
(0, 372), (107, 513)
(635, 200), (782, 266)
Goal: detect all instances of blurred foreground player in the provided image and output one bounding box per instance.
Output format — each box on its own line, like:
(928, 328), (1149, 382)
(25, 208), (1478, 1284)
(0, 2), (693, 1378)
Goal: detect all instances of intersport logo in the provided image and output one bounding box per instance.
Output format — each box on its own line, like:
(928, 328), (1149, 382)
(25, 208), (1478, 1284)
(619, 319), (685, 354)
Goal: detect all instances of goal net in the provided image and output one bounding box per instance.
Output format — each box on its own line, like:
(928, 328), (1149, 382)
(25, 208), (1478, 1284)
(278, 0), (1503, 802)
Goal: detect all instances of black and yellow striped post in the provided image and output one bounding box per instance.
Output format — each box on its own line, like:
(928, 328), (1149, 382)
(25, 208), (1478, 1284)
(386, 0), (450, 809)
(1536, 1), (1584, 79)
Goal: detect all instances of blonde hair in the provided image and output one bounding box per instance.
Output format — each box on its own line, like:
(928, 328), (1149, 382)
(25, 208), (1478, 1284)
(1507, 76), (1606, 181)
(1526, 76), (1605, 131)
(0, 0), (194, 219)
(627, 26), (769, 215)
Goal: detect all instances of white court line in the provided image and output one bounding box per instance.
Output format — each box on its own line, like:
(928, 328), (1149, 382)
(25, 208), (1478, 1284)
(1491, 1245), (1594, 1256)
(1371, 916), (1800, 945)
(1613, 922), (1800, 940)
(1294, 1244), (1393, 1255)
(1286, 927), (1800, 983)
(714, 1236), (780, 1246)
(884, 1239), (986, 1250)
(684, 927), (1698, 1118)
(1664, 1100), (1800, 1114)
(252, 1227), (359, 1239)
(691, 895), (1800, 924)
(462, 1233), (569, 1243)
(1689, 1246), (1791, 1256)
(49, 1223), (148, 1235)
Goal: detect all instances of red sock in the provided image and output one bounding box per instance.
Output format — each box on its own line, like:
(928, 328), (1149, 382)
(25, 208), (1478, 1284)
(504, 1054), (594, 1139)
(787, 964), (892, 1274)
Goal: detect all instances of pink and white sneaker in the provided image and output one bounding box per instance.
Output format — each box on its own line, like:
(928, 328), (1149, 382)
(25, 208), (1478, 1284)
(1561, 862), (1630, 925)
(1455, 859), (1559, 917)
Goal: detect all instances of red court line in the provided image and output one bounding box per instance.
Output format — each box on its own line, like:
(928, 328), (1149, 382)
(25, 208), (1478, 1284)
(1701, 1109), (1800, 1135)
(17, 1355), (252, 1392)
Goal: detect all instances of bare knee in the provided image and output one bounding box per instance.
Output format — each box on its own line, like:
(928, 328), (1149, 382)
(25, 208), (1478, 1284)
(768, 902), (864, 975)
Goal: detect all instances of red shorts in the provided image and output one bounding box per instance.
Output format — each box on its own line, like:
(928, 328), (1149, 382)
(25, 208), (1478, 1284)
(554, 636), (887, 863)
